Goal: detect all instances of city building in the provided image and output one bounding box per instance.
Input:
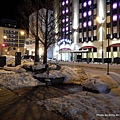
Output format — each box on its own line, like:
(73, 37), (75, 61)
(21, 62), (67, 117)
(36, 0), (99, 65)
(53, 0), (120, 63)
(0, 19), (26, 56)
(0, 19), (18, 28)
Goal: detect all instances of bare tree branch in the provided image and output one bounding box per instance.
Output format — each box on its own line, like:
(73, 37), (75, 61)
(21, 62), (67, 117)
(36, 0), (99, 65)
(18, 0), (60, 64)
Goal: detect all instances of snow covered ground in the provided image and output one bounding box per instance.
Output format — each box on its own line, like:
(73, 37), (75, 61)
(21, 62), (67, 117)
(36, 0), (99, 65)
(0, 56), (120, 120)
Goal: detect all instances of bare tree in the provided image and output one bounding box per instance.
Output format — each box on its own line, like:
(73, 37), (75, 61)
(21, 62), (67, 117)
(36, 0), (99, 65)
(17, 0), (60, 64)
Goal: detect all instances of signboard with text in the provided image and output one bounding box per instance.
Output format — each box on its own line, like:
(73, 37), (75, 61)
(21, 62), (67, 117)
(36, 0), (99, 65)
(58, 39), (72, 46)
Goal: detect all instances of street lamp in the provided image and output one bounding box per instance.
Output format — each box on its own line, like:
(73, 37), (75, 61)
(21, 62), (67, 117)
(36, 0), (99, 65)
(3, 35), (7, 39)
(96, 16), (105, 64)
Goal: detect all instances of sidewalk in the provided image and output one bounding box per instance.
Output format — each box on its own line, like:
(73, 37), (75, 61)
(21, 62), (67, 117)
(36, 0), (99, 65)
(0, 86), (69, 120)
(59, 61), (120, 70)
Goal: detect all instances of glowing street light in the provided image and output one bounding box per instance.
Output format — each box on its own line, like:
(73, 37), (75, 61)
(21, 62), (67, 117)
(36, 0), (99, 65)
(3, 35), (7, 39)
(20, 31), (25, 36)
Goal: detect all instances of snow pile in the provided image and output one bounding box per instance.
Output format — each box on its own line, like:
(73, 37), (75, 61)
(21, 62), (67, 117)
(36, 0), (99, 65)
(0, 71), (44, 90)
(37, 91), (120, 120)
(81, 73), (120, 93)
(4, 57), (93, 85)
(56, 66), (93, 84)
(0, 57), (120, 120)
(109, 86), (120, 96)
(2, 60), (120, 94)
(34, 66), (93, 84)
(60, 66), (93, 84)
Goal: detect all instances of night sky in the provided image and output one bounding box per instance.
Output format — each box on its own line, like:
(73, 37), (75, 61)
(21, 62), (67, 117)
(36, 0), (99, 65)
(0, 0), (29, 30)
(0, 0), (18, 20)
(0, 0), (46, 30)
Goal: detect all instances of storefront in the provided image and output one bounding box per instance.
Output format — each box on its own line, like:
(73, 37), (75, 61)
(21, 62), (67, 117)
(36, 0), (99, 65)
(57, 38), (73, 61)
(70, 49), (90, 62)
(59, 48), (71, 61)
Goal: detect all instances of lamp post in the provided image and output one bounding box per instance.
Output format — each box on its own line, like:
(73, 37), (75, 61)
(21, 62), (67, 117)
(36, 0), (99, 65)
(107, 28), (110, 75)
(96, 16), (105, 64)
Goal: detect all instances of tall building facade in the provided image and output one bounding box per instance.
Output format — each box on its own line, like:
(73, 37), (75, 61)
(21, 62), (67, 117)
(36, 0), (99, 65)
(0, 27), (26, 56)
(53, 0), (120, 62)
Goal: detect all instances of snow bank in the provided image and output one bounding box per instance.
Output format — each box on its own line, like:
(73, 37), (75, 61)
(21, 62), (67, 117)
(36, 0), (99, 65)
(0, 71), (44, 90)
(37, 91), (120, 120)
(34, 66), (93, 84)
(1, 58), (120, 120)
(81, 73), (120, 93)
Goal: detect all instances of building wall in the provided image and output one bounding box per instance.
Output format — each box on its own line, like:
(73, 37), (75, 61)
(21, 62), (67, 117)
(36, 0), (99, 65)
(0, 27), (26, 56)
(53, 0), (120, 62)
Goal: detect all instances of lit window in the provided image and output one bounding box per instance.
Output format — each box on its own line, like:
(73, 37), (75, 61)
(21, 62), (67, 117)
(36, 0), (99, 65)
(62, 28), (65, 32)
(62, 2), (65, 6)
(62, 10), (65, 14)
(88, 0), (92, 6)
(113, 3), (117, 9)
(66, 18), (69, 22)
(83, 2), (87, 7)
(83, 22), (87, 27)
(88, 21), (92, 26)
(113, 15), (117, 21)
(66, 0), (69, 4)
(66, 27), (68, 31)
(66, 8), (69, 13)
(88, 10), (92, 16)
(83, 12), (87, 17)
(62, 19), (65, 23)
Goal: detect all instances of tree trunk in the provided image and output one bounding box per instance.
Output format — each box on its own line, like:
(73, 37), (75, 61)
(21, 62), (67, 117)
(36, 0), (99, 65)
(43, 45), (47, 64)
(34, 0), (39, 64)
(43, 9), (48, 64)
(35, 36), (39, 63)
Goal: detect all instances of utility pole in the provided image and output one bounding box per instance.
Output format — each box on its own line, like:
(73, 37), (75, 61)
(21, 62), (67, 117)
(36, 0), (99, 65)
(107, 28), (110, 75)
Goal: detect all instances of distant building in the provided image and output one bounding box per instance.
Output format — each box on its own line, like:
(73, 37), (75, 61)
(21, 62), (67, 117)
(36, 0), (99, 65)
(0, 19), (18, 28)
(53, 0), (120, 63)
(0, 26), (26, 56)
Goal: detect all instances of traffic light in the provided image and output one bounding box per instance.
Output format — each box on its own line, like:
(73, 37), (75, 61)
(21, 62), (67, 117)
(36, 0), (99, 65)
(2, 43), (6, 47)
